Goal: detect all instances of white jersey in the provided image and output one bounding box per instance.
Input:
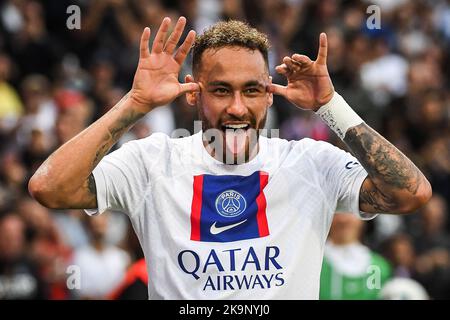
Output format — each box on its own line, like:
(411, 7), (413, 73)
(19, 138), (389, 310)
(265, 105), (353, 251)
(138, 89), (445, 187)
(87, 131), (375, 299)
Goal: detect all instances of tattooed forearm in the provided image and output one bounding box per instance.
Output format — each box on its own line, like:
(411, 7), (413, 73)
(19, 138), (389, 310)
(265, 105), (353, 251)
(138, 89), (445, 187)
(92, 105), (145, 168)
(109, 108), (145, 142)
(344, 123), (430, 213)
(345, 124), (421, 192)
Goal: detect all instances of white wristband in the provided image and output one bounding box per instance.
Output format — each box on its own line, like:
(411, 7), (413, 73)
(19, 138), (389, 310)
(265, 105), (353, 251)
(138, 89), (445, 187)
(315, 92), (364, 139)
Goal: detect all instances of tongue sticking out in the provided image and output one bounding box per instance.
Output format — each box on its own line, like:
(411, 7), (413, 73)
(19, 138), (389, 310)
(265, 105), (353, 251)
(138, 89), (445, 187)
(225, 129), (248, 156)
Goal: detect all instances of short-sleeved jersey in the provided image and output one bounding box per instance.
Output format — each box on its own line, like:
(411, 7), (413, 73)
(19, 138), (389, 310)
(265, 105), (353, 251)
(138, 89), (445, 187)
(87, 132), (374, 299)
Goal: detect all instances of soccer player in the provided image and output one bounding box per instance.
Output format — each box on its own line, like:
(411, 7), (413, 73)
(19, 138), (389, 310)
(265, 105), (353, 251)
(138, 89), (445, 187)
(28, 17), (431, 299)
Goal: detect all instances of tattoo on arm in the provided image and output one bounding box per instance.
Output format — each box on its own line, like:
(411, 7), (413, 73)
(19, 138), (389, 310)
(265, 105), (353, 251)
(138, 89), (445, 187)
(359, 179), (397, 212)
(79, 173), (97, 208)
(83, 96), (144, 208)
(92, 101), (145, 168)
(344, 123), (425, 212)
(88, 173), (97, 196)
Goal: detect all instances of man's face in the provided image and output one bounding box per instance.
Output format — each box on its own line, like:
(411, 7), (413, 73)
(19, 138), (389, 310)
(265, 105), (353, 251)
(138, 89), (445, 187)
(189, 46), (273, 164)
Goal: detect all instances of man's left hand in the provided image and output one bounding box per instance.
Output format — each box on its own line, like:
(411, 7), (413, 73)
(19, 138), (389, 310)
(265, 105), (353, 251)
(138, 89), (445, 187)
(269, 33), (334, 111)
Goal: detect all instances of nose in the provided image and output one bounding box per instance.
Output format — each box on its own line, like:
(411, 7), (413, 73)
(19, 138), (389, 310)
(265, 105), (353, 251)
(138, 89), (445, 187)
(226, 92), (247, 118)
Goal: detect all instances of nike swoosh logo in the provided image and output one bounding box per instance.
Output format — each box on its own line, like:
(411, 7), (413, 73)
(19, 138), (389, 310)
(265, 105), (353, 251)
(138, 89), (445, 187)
(210, 219), (247, 235)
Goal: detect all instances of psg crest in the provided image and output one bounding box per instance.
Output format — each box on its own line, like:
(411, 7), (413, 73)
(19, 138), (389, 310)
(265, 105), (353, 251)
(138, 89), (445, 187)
(190, 171), (270, 242)
(215, 190), (247, 218)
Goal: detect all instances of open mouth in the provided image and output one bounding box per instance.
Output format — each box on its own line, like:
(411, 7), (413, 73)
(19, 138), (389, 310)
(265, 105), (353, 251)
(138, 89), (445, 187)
(221, 123), (250, 131)
(220, 123), (251, 157)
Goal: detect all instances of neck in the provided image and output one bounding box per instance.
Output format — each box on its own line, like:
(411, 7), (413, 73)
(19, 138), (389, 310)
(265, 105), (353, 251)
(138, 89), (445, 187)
(92, 238), (105, 251)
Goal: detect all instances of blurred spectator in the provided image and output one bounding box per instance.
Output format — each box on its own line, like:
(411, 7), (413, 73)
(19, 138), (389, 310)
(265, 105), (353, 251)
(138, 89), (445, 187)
(320, 213), (392, 299)
(0, 213), (47, 299)
(382, 229), (450, 299)
(382, 233), (416, 278)
(412, 195), (450, 299)
(108, 258), (147, 300)
(16, 197), (72, 299)
(421, 134), (450, 203)
(109, 224), (148, 300)
(0, 151), (27, 202)
(72, 213), (130, 299)
(5, 1), (58, 77)
(0, 53), (23, 139)
(54, 89), (93, 145)
(371, 214), (404, 248)
(14, 74), (56, 175)
(412, 195), (450, 253)
(360, 37), (409, 107)
(51, 210), (89, 250)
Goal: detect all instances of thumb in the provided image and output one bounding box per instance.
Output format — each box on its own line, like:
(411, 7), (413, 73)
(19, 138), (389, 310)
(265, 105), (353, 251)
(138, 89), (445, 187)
(179, 82), (200, 95)
(268, 83), (287, 97)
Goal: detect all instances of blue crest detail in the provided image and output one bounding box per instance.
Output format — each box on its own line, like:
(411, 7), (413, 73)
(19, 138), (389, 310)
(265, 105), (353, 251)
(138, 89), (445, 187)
(215, 190), (247, 218)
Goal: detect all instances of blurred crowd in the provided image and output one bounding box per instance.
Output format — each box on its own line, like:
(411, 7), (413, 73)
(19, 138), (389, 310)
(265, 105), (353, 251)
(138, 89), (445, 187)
(0, 0), (449, 299)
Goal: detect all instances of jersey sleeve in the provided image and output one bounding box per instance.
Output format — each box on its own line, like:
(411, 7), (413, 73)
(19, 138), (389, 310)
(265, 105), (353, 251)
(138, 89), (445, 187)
(85, 133), (166, 217)
(313, 140), (377, 220)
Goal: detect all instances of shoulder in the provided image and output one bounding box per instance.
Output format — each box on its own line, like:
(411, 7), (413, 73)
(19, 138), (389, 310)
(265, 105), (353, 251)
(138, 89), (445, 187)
(131, 132), (195, 150)
(119, 133), (197, 172)
(127, 132), (170, 150)
(119, 132), (185, 159)
(265, 136), (338, 159)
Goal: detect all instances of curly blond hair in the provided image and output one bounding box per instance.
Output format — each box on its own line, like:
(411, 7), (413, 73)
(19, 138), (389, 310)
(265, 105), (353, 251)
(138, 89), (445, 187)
(192, 20), (270, 75)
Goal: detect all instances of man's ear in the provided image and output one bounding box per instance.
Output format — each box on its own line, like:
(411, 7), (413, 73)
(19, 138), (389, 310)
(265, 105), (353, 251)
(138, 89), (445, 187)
(267, 76), (274, 108)
(185, 74), (198, 106)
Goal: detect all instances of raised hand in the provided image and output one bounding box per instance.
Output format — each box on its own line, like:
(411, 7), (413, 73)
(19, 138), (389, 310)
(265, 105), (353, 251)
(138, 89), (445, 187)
(269, 33), (334, 111)
(130, 17), (200, 112)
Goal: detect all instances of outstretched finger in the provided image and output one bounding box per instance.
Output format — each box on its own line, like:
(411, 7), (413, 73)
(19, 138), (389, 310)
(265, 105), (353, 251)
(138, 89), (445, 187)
(283, 57), (301, 72)
(179, 82), (200, 95)
(139, 27), (151, 59)
(316, 33), (328, 65)
(164, 16), (186, 54)
(275, 64), (290, 76)
(267, 83), (287, 97)
(174, 30), (196, 65)
(152, 17), (171, 53)
(292, 54), (312, 65)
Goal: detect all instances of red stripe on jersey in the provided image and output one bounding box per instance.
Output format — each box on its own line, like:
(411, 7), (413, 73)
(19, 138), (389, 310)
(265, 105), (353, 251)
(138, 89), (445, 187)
(190, 175), (204, 241)
(256, 171), (269, 237)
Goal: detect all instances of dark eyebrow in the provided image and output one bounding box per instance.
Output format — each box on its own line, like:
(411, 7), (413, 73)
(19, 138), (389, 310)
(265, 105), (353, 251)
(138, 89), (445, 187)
(244, 80), (265, 87)
(207, 81), (231, 87)
(207, 80), (266, 87)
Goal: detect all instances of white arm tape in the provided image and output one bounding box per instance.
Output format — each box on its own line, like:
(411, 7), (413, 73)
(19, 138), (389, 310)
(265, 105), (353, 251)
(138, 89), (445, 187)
(315, 92), (364, 140)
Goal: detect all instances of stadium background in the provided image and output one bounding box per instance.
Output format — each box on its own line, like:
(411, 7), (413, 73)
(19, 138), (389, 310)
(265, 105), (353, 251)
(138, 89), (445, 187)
(0, 0), (449, 299)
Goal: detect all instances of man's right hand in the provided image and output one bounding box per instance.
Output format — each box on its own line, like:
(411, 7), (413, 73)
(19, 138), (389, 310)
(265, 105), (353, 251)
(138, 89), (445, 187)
(130, 17), (200, 112)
